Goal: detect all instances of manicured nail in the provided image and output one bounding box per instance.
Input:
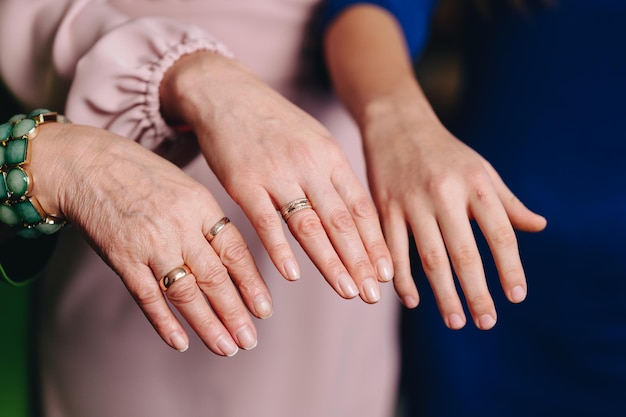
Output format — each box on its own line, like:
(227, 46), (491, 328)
(254, 294), (273, 319)
(170, 332), (189, 352)
(362, 278), (381, 303)
(338, 273), (359, 298)
(376, 259), (394, 282)
(478, 314), (496, 330)
(236, 326), (258, 350)
(448, 313), (465, 329)
(283, 258), (300, 281)
(511, 285), (527, 303)
(216, 335), (239, 357)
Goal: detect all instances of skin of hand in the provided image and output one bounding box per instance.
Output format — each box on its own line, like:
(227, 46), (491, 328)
(29, 122), (273, 356)
(324, 5), (547, 330)
(159, 51), (395, 304)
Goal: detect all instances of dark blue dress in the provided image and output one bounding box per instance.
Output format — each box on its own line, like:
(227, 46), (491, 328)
(399, 1), (626, 416)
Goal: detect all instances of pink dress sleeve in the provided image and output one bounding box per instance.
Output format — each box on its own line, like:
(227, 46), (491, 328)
(0, 0), (232, 149)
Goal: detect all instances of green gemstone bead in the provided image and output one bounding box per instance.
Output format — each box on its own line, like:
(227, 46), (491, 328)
(6, 167), (29, 197)
(11, 118), (36, 139)
(8, 114), (26, 124)
(15, 227), (41, 239)
(13, 199), (43, 224)
(0, 174), (8, 200)
(36, 221), (64, 235)
(27, 108), (52, 118)
(0, 145), (5, 166)
(0, 123), (12, 142)
(5, 139), (28, 165)
(0, 204), (20, 226)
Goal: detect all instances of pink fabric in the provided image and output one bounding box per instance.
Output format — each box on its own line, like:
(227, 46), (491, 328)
(0, 1), (399, 416)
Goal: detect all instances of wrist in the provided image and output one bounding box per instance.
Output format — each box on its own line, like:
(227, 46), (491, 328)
(359, 78), (442, 143)
(159, 51), (244, 130)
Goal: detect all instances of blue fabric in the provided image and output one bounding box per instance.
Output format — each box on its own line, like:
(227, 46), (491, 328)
(321, 0), (437, 58)
(401, 1), (626, 416)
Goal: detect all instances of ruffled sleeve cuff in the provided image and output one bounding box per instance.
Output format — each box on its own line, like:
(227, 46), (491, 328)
(66, 16), (233, 150)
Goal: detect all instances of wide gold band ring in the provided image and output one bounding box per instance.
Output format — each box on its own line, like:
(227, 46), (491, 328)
(160, 265), (192, 291)
(207, 217), (231, 242)
(279, 198), (313, 222)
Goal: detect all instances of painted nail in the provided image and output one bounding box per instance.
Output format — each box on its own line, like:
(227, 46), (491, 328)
(236, 326), (258, 350)
(254, 294), (273, 319)
(170, 332), (189, 352)
(283, 258), (300, 281)
(511, 285), (527, 303)
(216, 335), (239, 357)
(362, 278), (381, 303)
(478, 314), (496, 330)
(376, 259), (394, 282)
(338, 273), (359, 298)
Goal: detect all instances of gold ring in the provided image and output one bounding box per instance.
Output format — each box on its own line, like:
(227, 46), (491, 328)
(279, 198), (313, 222)
(207, 217), (231, 242)
(159, 265), (192, 291)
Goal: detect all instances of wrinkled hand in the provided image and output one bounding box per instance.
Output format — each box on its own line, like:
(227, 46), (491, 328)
(31, 122), (272, 356)
(160, 52), (394, 303)
(361, 91), (547, 330)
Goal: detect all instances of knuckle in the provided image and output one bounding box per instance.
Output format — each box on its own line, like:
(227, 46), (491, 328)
(424, 174), (455, 196)
(166, 279), (199, 304)
(488, 225), (517, 249)
(350, 197), (378, 220)
(419, 248), (449, 273)
(327, 208), (354, 233)
(435, 292), (459, 309)
(292, 214), (324, 238)
(349, 258), (374, 276)
(197, 263), (230, 288)
(367, 241), (389, 258)
(253, 210), (282, 234)
(220, 240), (251, 266)
(450, 245), (479, 268)
(132, 284), (163, 308)
(466, 293), (493, 310)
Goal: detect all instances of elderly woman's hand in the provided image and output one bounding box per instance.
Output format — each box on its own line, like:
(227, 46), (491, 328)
(160, 52), (395, 304)
(30, 122), (272, 356)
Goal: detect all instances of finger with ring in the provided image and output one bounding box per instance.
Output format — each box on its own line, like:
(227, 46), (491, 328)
(160, 265), (192, 291)
(279, 198), (313, 222)
(207, 217), (231, 242)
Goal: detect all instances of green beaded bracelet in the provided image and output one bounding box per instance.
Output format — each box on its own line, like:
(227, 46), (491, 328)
(0, 109), (69, 238)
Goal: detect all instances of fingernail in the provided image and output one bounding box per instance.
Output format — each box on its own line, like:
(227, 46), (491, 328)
(338, 273), (359, 298)
(170, 332), (189, 352)
(236, 326), (258, 350)
(448, 313), (465, 329)
(362, 278), (381, 303)
(511, 285), (527, 303)
(376, 259), (394, 282)
(478, 314), (496, 330)
(283, 258), (300, 281)
(254, 294), (273, 319)
(403, 295), (419, 309)
(216, 335), (239, 357)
